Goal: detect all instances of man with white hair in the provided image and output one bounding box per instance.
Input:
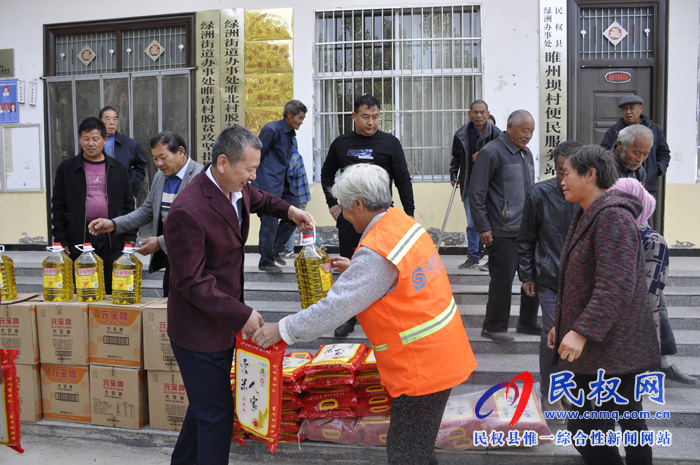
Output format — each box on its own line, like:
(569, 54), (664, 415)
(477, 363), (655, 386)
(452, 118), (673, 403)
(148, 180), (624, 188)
(613, 124), (653, 185)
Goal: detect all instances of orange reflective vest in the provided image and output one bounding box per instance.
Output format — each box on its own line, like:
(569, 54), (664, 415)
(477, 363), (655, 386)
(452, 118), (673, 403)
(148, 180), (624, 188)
(356, 208), (477, 397)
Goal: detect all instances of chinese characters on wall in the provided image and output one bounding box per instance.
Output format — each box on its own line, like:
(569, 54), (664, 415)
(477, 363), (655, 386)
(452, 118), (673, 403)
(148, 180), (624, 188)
(539, 1), (568, 180)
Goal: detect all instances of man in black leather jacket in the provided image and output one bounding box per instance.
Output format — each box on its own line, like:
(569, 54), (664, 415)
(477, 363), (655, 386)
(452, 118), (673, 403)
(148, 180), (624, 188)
(516, 140), (582, 407)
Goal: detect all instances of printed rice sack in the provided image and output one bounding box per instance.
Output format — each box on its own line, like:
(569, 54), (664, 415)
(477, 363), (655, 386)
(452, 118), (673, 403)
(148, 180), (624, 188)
(285, 351), (313, 360)
(281, 408), (302, 422)
(300, 417), (362, 444)
(299, 406), (356, 419)
(356, 414), (391, 446)
(435, 392), (488, 450)
(356, 384), (390, 398)
(235, 337), (287, 453)
(353, 369), (381, 387)
(302, 390), (357, 413)
(302, 370), (356, 390)
(357, 349), (377, 371)
(305, 385), (354, 395)
(281, 393), (304, 410)
(279, 431), (306, 443)
(354, 395), (392, 416)
(282, 356), (310, 383)
(1, 349), (23, 454)
(304, 344), (368, 374)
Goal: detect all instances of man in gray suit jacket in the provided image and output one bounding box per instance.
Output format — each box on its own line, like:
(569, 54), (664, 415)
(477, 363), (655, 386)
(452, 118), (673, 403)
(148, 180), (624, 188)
(89, 131), (204, 296)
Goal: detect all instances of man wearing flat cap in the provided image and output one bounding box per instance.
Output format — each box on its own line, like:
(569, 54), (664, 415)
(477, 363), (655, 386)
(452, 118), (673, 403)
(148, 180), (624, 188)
(601, 95), (670, 197)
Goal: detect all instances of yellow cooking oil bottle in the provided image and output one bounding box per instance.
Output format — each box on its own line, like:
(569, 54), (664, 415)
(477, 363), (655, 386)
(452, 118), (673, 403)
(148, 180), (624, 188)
(42, 243), (74, 301)
(0, 245), (18, 300)
(294, 230), (333, 309)
(112, 244), (142, 305)
(74, 243), (105, 302)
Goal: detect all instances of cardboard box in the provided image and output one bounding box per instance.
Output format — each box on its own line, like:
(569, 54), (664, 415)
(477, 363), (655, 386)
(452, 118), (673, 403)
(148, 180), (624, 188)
(90, 365), (148, 429)
(147, 370), (189, 431)
(16, 363), (42, 422)
(88, 299), (156, 368)
(40, 364), (90, 423)
(142, 298), (179, 371)
(37, 302), (90, 365)
(1, 296), (40, 364)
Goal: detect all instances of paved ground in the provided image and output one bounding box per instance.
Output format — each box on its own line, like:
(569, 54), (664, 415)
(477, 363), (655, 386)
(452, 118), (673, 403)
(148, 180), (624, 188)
(0, 434), (311, 465)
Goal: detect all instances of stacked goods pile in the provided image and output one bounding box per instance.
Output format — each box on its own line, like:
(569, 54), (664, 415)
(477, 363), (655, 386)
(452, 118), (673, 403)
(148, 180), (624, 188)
(300, 343), (378, 445)
(280, 352), (312, 443)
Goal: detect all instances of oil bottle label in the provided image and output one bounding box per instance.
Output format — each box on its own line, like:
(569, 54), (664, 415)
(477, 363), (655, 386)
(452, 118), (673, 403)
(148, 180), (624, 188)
(113, 269), (135, 291)
(43, 268), (64, 289)
(319, 263), (333, 292)
(76, 267), (99, 289)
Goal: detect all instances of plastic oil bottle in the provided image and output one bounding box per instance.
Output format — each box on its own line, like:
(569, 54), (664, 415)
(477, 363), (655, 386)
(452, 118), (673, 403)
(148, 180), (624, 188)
(294, 230), (333, 309)
(43, 243), (74, 301)
(111, 244), (142, 305)
(74, 243), (105, 302)
(0, 245), (18, 300)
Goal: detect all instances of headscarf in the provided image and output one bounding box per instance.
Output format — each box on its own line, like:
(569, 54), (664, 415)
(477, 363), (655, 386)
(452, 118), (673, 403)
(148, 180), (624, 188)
(608, 177), (656, 226)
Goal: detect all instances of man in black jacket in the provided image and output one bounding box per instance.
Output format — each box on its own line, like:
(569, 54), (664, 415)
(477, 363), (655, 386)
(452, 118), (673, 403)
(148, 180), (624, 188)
(51, 117), (136, 294)
(99, 106), (148, 198)
(600, 95), (670, 196)
(516, 140), (582, 406)
(321, 94), (414, 337)
(469, 109), (539, 343)
(450, 100), (502, 269)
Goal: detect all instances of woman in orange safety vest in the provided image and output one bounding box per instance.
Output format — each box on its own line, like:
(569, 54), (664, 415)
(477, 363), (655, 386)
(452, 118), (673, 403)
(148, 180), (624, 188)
(253, 163), (477, 465)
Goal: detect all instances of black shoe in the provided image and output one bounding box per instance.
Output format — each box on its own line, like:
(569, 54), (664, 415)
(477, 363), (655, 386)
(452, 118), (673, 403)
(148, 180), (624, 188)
(259, 264), (283, 274)
(458, 257), (481, 269)
(478, 261), (489, 272)
(272, 253), (286, 266)
(480, 329), (514, 343)
(660, 364), (700, 385)
(334, 318), (356, 337)
(516, 323), (542, 336)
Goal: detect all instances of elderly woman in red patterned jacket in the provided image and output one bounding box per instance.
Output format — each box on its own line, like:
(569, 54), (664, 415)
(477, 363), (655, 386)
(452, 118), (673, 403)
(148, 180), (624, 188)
(547, 145), (659, 465)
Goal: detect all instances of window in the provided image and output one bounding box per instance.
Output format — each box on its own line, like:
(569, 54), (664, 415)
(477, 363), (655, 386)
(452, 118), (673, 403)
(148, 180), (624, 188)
(579, 7), (655, 60)
(314, 6), (482, 181)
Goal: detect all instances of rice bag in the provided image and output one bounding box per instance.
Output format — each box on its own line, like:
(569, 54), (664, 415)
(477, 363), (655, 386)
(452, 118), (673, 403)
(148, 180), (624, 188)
(300, 417), (362, 444)
(435, 392), (488, 450)
(285, 351), (313, 360)
(282, 357), (310, 383)
(301, 371), (356, 390)
(235, 337), (287, 453)
(279, 431), (306, 443)
(353, 395), (392, 416)
(283, 379), (303, 394)
(299, 406), (356, 419)
(356, 414), (391, 446)
(304, 344), (368, 374)
(281, 408), (302, 422)
(353, 369), (381, 387)
(356, 384), (390, 398)
(357, 349), (377, 371)
(1, 349), (23, 454)
(302, 390), (357, 413)
(281, 393), (304, 410)
(305, 385), (354, 395)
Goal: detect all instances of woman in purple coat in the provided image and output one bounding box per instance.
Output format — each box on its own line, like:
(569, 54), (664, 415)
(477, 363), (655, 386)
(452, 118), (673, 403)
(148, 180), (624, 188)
(548, 146), (659, 465)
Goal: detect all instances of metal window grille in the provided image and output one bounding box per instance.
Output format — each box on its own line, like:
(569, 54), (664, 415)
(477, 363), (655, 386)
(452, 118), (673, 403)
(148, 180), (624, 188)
(579, 7), (654, 60)
(314, 6), (482, 182)
(122, 27), (188, 71)
(56, 32), (118, 76)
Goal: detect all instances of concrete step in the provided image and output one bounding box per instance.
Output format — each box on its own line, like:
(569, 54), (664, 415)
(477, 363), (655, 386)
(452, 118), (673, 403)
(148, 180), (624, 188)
(18, 420), (700, 464)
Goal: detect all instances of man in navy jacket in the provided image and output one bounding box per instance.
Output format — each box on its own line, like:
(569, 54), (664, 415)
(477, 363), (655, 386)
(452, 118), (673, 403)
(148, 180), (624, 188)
(99, 106), (148, 197)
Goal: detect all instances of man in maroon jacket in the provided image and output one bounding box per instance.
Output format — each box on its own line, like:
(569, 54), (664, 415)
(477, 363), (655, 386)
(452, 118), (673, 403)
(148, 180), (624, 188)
(164, 125), (314, 465)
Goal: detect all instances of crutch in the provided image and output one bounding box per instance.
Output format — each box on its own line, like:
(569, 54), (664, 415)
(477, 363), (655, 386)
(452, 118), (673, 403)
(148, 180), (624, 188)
(436, 181), (458, 249)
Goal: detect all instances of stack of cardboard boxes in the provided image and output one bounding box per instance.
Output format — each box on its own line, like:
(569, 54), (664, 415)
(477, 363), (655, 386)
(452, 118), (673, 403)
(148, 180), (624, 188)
(142, 298), (189, 431)
(1, 294), (43, 423)
(2, 295), (190, 432)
